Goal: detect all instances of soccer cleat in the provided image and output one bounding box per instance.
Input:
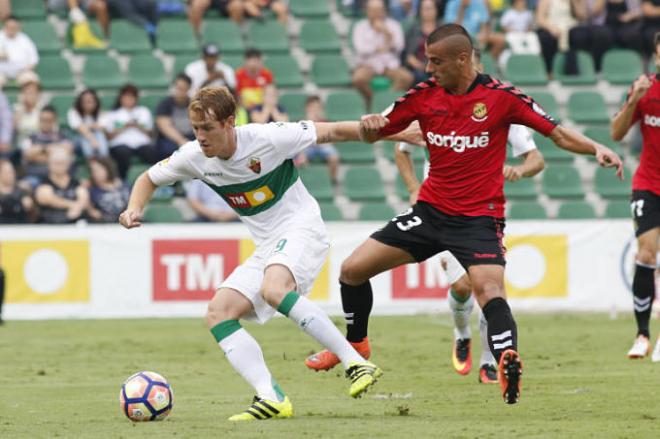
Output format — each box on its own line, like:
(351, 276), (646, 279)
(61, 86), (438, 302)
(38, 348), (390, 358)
(305, 337), (371, 372)
(228, 396), (293, 421)
(627, 335), (650, 359)
(478, 363), (498, 384)
(346, 361), (382, 398)
(498, 349), (522, 404)
(452, 338), (472, 375)
(651, 337), (660, 362)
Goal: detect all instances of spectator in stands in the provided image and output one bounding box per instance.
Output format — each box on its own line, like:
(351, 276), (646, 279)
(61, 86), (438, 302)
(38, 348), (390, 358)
(0, 89), (12, 160)
(22, 106), (75, 187)
(185, 179), (238, 222)
(188, 0), (244, 35)
(642, 0), (660, 55)
(35, 148), (89, 224)
(296, 96), (340, 184)
(86, 157), (129, 223)
(568, 0), (614, 72)
(0, 159), (34, 224)
(185, 43), (237, 96)
(243, 0), (288, 24)
(106, 0), (158, 44)
(103, 84), (156, 180)
(155, 73), (195, 160)
(404, 0), (441, 84)
(604, 0), (643, 54)
(352, 0), (414, 103)
(444, 0), (506, 62)
(48, 0), (111, 38)
(68, 89), (109, 159)
(536, 0), (578, 75)
(500, 0), (541, 56)
(13, 71), (45, 149)
(0, 16), (39, 84)
(389, 0), (420, 21)
(235, 48), (274, 110)
(249, 86), (288, 123)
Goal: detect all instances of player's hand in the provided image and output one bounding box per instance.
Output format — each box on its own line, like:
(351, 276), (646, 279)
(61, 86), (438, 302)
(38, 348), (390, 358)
(595, 144), (624, 180)
(119, 208), (143, 229)
(503, 165), (523, 181)
(359, 114), (389, 142)
(631, 75), (652, 101)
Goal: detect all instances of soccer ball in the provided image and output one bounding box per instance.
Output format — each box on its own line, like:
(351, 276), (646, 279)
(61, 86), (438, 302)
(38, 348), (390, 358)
(119, 371), (173, 422)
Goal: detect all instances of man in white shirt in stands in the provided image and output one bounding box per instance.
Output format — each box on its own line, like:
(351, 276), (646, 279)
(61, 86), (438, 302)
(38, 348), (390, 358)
(185, 43), (237, 96)
(0, 16), (38, 84)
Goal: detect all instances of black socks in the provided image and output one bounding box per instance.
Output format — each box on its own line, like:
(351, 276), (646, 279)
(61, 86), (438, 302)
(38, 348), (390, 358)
(482, 297), (518, 362)
(633, 263), (656, 338)
(340, 281), (373, 343)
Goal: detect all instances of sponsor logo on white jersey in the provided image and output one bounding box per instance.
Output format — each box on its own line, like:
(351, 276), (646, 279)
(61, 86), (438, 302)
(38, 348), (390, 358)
(644, 114), (660, 127)
(426, 131), (489, 153)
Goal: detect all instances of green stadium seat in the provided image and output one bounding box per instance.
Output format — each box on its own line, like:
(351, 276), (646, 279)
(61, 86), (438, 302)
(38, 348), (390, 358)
(82, 55), (125, 89)
(279, 92), (308, 121)
(299, 20), (341, 54)
(247, 20), (289, 54)
(557, 201), (596, 219)
(128, 55), (169, 89)
(48, 94), (76, 123)
(144, 205), (184, 223)
(508, 201), (547, 219)
(531, 91), (561, 122)
(99, 93), (116, 110)
(358, 202), (396, 221)
(533, 132), (574, 162)
(202, 19), (245, 54)
(36, 55), (75, 90)
(127, 164), (151, 186)
(311, 55), (351, 87)
(335, 141), (375, 164)
(372, 91), (401, 113)
(542, 165), (585, 199)
(504, 178), (537, 200)
(394, 164), (425, 200)
(265, 55), (304, 88)
(223, 55), (243, 70)
(505, 54), (548, 86)
(299, 166), (334, 202)
(344, 166), (385, 202)
(605, 200), (631, 219)
(325, 91), (366, 121)
(568, 91), (610, 125)
(594, 166), (631, 199)
(480, 52), (498, 76)
(553, 51), (597, 85)
(173, 54), (197, 78)
(603, 49), (642, 85)
(318, 202), (343, 220)
(158, 20), (199, 53)
(109, 20), (152, 53)
(289, 0), (330, 18)
(141, 94), (168, 113)
(74, 163), (90, 182)
(582, 126), (623, 155)
(22, 21), (60, 54)
(13, 0), (47, 19)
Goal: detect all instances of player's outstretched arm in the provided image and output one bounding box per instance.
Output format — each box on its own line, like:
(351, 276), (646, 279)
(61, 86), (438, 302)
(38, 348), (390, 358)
(119, 172), (158, 229)
(314, 120), (424, 145)
(503, 149), (545, 181)
(549, 125), (624, 179)
(394, 143), (421, 204)
(611, 74), (651, 141)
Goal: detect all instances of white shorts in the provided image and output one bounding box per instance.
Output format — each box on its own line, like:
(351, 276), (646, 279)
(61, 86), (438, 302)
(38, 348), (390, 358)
(438, 251), (467, 285)
(221, 226), (330, 324)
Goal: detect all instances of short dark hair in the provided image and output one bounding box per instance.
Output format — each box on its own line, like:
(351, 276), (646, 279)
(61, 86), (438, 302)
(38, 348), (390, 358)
(305, 95), (322, 107)
(472, 47), (481, 62)
(41, 105), (57, 117)
(114, 83), (140, 109)
(174, 72), (192, 87)
(427, 23), (473, 47)
(244, 48), (262, 59)
(5, 15), (18, 22)
(90, 156), (119, 184)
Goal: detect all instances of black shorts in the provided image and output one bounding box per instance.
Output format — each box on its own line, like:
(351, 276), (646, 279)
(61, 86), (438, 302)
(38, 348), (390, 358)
(631, 190), (660, 237)
(370, 201), (506, 269)
(211, 0), (232, 15)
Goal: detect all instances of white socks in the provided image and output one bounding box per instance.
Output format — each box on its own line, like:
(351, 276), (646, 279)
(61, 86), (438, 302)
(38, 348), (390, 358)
(479, 312), (496, 366)
(449, 290), (474, 340)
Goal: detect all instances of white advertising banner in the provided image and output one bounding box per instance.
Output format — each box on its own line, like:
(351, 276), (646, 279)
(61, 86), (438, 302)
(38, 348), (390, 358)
(0, 220), (647, 320)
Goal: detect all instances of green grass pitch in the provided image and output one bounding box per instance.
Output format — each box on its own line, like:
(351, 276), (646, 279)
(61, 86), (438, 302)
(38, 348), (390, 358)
(0, 314), (657, 438)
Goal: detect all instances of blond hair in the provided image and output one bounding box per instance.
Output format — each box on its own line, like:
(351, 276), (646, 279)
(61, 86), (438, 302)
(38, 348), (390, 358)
(189, 87), (237, 123)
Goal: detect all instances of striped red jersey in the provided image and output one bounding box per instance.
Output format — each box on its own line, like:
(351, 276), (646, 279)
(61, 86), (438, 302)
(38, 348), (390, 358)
(379, 73), (557, 217)
(625, 73), (660, 196)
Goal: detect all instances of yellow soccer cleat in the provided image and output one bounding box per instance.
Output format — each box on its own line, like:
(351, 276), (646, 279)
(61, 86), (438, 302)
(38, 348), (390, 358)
(228, 396), (293, 421)
(346, 361), (383, 398)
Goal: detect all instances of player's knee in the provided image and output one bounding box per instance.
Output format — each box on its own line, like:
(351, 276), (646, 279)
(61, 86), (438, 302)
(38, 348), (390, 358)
(637, 248), (657, 267)
(339, 258), (366, 286)
(452, 276), (472, 297)
(259, 286), (288, 308)
(205, 298), (238, 328)
(473, 280), (503, 302)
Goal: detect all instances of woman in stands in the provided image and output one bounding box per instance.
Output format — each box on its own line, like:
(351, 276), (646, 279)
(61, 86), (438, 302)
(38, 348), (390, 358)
(68, 89), (109, 159)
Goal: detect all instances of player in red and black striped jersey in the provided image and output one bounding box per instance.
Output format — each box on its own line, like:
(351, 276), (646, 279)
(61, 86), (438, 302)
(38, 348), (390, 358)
(611, 34), (660, 362)
(307, 24), (623, 405)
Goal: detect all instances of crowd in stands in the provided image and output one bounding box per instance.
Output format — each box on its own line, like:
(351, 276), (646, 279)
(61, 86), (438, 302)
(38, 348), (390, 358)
(0, 0), (655, 225)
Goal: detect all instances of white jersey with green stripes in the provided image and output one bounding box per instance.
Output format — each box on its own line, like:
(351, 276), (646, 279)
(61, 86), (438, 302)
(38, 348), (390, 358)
(148, 121), (325, 246)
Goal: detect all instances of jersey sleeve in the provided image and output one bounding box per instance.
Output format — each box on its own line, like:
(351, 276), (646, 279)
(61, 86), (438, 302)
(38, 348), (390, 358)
(507, 90), (557, 137)
(508, 124), (536, 157)
(378, 90), (421, 137)
(148, 142), (200, 186)
(267, 120), (318, 158)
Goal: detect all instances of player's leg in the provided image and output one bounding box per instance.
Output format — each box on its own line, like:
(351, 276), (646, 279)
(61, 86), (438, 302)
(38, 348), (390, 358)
(187, 0), (211, 35)
(442, 252), (474, 376)
(352, 65), (375, 103)
(477, 311), (498, 383)
(206, 287), (293, 421)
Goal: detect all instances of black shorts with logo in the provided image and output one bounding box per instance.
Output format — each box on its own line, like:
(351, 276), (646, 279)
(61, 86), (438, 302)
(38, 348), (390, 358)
(370, 201), (506, 269)
(631, 190), (660, 237)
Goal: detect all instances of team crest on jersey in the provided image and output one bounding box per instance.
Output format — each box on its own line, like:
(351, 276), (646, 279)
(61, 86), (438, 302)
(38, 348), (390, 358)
(471, 102), (488, 122)
(248, 157), (262, 174)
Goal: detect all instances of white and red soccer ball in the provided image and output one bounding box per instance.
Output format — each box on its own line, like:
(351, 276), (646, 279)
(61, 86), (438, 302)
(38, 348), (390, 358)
(119, 371), (173, 422)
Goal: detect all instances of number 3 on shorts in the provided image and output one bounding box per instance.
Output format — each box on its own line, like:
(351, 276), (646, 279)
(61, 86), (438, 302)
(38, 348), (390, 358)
(631, 199), (644, 218)
(393, 208), (423, 232)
